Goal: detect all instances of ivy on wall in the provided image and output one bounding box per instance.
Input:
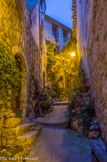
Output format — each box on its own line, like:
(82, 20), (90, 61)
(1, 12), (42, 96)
(0, 42), (22, 110)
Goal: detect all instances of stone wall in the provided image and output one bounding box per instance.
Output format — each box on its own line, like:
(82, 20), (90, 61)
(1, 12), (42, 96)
(0, 108), (41, 160)
(0, 0), (46, 158)
(76, 0), (90, 78)
(76, 0), (107, 143)
(0, 109), (21, 158)
(29, 0), (47, 89)
(0, 0), (41, 117)
(30, 3), (40, 48)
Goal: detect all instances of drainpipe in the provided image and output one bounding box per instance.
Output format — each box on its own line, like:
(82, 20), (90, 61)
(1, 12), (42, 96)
(38, 0), (42, 89)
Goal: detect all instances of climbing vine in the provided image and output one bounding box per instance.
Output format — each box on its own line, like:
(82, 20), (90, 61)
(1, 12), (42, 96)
(0, 42), (22, 110)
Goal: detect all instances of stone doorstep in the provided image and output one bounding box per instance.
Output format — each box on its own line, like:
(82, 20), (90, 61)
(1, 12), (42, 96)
(90, 139), (107, 162)
(17, 131), (39, 146)
(14, 123), (37, 137)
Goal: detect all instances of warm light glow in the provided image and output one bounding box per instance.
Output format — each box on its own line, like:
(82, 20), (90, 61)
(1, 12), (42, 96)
(71, 52), (76, 57)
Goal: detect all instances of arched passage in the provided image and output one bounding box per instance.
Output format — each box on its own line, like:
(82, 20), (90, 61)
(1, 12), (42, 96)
(12, 46), (28, 118)
(14, 52), (28, 117)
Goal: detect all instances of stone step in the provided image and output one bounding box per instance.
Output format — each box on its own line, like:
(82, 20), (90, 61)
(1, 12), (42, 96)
(12, 123), (37, 137)
(35, 121), (67, 127)
(14, 131), (39, 160)
(14, 125), (42, 159)
(4, 123), (38, 137)
(90, 138), (107, 162)
(17, 131), (39, 146)
(3, 123), (42, 141)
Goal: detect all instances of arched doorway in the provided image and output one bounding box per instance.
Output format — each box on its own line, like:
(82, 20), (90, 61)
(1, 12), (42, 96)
(15, 55), (22, 111)
(14, 53), (28, 118)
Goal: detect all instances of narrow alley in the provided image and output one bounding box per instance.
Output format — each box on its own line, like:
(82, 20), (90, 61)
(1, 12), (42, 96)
(27, 103), (92, 162)
(0, 0), (107, 161)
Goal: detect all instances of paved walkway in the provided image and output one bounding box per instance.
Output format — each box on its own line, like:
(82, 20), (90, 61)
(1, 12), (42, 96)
(35, 105), (68, 125)
(27, 104), (92, 162)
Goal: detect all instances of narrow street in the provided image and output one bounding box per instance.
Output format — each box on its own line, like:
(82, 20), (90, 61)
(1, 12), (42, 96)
(0, 0), (107, 161)
(27, 103), (92, 162)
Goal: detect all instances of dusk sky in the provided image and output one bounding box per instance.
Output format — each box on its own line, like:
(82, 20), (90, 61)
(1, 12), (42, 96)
(46, 0), (73, 29)
(26, 0), (73, 29)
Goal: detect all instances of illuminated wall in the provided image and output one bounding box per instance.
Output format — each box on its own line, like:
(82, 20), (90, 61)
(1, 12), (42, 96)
(0, 0), (41, 117)
(74, 0), (107, 144)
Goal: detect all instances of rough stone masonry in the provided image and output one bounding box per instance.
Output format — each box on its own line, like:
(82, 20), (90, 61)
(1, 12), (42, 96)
(76, 0), (107, 144)
(0, 0), (41, 117)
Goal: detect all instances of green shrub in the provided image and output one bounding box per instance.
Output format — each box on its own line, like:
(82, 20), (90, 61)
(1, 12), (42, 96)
(78, 109), (93, 135)
(0, 42), (22, 109)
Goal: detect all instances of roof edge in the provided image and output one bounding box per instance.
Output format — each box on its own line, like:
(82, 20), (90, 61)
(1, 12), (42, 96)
(45, 14), (72, 31)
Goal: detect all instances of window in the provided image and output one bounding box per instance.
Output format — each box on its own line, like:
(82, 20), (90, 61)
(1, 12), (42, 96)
(52, 24), (59, 41)
(63, 30), (68, 43)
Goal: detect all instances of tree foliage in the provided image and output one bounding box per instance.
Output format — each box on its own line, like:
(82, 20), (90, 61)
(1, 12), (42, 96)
(0, 42), (22, 109)
(46, 34), (81, 99)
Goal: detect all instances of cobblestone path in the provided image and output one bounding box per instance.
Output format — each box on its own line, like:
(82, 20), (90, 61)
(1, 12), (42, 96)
(27, 104), (92, 162)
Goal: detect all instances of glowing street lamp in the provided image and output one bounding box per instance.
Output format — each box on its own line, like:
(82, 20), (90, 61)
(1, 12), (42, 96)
(70, 52), (76, 57)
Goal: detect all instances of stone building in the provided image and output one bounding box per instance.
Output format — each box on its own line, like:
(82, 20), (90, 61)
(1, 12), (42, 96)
(28, 0), (47, 89)
(72, 0), (107, 143)
(0, 0), (47, 118)
(45, 15), (72, 51)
